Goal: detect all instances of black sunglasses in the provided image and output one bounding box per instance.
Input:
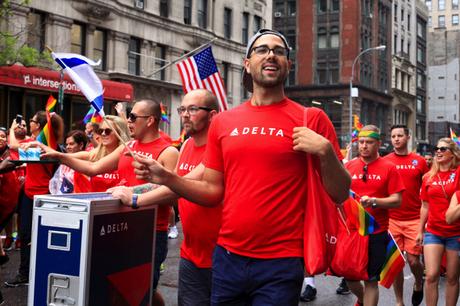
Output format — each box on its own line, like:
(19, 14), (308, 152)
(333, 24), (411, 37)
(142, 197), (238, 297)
(128, 113), (151, 122)
(362, 164), (368, 182)
(434, 146), (450, 153)
(96, 128), (113, 136)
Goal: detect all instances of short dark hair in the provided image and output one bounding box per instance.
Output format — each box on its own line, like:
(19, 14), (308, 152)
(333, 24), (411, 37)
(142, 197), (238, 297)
(390, 124), (409, 135)
(137, 99), (161, 121)
(67, 130), (88, 149)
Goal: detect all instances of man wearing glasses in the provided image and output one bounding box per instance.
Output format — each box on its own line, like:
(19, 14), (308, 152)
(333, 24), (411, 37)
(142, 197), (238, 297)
(110, 89), (221, 306)
(383, 125), (428, 306)
(42, 100), (178, 306)
(129, 29), (350, 305)
(344, 125), (405, 306)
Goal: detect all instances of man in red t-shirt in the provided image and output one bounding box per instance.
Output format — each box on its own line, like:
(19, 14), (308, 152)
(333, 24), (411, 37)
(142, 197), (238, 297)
(110, 89), (221, 305)
(383, 125), (428, 306)
(130, 29), (351, 306)
(345, 125), (405, 306)
(43, 100), (178, 306)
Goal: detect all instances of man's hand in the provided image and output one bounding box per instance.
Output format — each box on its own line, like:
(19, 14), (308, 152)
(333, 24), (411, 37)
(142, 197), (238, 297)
(37, 143), (62, 159)
(292, 127), (332, 157)
(132, 154), (173, 185)
(108, 186), (133, 206)
(360, 195), (373, 208)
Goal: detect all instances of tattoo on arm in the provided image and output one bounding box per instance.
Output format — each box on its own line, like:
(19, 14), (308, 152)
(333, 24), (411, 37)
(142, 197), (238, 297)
(132, 183), (156, 194)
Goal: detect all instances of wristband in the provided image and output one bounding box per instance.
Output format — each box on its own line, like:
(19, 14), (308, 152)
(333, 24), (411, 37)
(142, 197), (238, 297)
(131, 194), (139, 209)
(371, 197), (378, 209)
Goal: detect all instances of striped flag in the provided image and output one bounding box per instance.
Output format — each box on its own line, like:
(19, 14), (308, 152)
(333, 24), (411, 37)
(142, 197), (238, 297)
(36, 112), (57, 149)
(51, 52), (105, 116)
(171, 129), (187, 148)
(45, 95), (57, 113)
(351, 115), (363, 143)
(450, 128), (460, 146)
(379, 232), (406, 288)
(346, 190), (379, 236)
(83, 107), (103, 124)
(160, 103), (170, 124)
(176, 46), (228, 111)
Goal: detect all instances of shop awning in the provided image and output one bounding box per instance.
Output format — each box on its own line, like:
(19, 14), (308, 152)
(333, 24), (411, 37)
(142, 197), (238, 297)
(0, 64), (133, 102)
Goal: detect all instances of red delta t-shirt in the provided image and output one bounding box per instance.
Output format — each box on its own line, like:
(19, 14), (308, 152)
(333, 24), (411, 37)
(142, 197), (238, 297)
(203, 99), (342, 259)
(420, 167), (460, 237)
(90, 170), (121, 192)
(177, 138), (222, 268)
(117, 137), (172, 232)
(384, 152), (429, 220)
(23, 138), (55, 198)
(345, 157), (405, 232)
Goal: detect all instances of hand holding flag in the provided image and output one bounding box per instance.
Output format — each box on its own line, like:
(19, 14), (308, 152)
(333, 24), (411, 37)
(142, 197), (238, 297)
(344, 190), (379, 236)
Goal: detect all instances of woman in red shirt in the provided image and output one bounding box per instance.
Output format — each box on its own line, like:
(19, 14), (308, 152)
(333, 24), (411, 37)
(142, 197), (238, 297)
(418, 138), (460, 306)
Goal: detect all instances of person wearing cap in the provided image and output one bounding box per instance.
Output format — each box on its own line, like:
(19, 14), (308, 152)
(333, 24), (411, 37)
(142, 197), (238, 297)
(343, 125), (405, 306)
(130, 29), (350, 305)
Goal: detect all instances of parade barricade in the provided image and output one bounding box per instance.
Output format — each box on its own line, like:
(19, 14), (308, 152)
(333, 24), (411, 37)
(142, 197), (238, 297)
(28, 193), (157, 306)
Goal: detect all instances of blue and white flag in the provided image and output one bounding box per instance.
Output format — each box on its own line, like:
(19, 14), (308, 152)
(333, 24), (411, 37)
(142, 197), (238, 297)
(51, 52), (105, 116)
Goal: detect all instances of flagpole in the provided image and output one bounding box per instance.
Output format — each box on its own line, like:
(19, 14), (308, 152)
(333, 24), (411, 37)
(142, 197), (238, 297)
(145, 37), (218, 78)
(387, 230), (407, 263)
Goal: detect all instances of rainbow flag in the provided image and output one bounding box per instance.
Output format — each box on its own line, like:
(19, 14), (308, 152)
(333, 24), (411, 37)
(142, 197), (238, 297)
(36, 111), (57, 149)
(351, 115), (363, 143)
(379, 232), (406, 288)
(347, 190), (379, 236)
(172, 129), (186, 148)
(160, 103), (170, 124)
(46, 95), (57, 113)
(450, 128), (460, 146)
(83, 107), (103, 124)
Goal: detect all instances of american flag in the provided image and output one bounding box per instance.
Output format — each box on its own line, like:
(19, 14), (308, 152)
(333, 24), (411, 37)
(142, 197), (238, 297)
(176, 46), (228, 111)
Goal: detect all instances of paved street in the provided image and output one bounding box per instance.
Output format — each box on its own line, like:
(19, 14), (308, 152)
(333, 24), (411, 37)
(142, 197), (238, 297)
(0, 224), (448, 305)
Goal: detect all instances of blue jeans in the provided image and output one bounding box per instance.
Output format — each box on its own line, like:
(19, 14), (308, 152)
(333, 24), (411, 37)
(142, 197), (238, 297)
(211, 245), (304, 306)
(424, 231), (460, 251)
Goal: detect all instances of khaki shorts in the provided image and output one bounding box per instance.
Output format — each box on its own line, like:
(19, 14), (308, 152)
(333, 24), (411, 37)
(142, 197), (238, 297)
(389, 218), (422, 255)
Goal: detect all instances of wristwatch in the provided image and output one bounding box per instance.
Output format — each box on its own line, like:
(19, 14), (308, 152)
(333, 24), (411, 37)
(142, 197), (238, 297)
(131, 194), (139, 209)
(371, 197), (378, 209)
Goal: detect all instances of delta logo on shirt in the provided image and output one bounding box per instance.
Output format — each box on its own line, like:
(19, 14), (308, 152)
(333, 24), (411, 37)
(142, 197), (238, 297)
(351, 173), (382, 181)
(432, 173), (456, 186)
(395, 164), (416, 170)
(178, 162), (198, 173)
(229, 127), (284, 138)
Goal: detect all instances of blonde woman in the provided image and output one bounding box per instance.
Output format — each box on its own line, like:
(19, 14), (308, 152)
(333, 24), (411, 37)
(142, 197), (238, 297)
(417, 138), (460, 306)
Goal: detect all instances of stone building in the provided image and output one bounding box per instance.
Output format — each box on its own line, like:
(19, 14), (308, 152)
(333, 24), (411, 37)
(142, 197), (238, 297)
(0, 0), (272, 137)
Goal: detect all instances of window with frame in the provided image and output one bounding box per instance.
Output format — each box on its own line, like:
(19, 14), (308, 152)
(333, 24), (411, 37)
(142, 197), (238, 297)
(93, 29), (106, 71)
(317, 27), (327, 49)
(253, 16), (262, 34)
(416, 95), (425, 113)
(426, 1), (432, 11)
(439, 0), (445, 10)
(156, 44), (167, 80)
(428, 16), (432, 27)
(184, 0), (192, 24)
(394, 34), (398, 53)
(453, 14), (459, 25)
(417, 20), (426, 38)
(315, 61), (339, 84)
(160, 0), (169, 17)
(453, 0), (459, 10)
(197, 0), (208, 28)
(71, 23), (86, 55)
(27, 11), (45, 52)
(317, 0), (327, 13)
(242, 13), (249, 44)
(438, 15), (445, 27)
(331, 0), (339, 11)
(224, 8), (232, 39)
(128, 37), (140, 76)
(394, 4), (398, 22)
(407, 15), (411, 30)
(287, 1), (296, 16)
(330, 26), (339, 48)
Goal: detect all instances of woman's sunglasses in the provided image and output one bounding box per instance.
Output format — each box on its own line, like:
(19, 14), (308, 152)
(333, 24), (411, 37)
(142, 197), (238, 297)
(434, 146), (450, 153)
(96, 128), (113, 136)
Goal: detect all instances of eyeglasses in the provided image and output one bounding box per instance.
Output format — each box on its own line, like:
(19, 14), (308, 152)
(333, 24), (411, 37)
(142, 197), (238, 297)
(96, 128), (113, 136)
(250, 45), (289, 57)
(127, 113), (151, 122)
(177, 106), (213, 116)
(362, 164), (368, 182)
(434, 146), (450, 153)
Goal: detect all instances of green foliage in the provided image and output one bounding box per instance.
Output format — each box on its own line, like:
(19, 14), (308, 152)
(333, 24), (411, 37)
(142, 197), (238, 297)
(0, 0), (52, 67)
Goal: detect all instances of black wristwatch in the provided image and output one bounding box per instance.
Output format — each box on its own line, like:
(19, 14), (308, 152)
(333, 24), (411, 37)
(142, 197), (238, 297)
(132, 194), (139, 209)
(371, 197), (378, 209)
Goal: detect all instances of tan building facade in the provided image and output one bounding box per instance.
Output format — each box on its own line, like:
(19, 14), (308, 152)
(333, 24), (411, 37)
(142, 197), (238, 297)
(2, 0), (272, 138)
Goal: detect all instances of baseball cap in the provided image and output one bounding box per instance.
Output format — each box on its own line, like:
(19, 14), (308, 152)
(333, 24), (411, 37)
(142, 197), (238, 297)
(242, 29), (291, 93)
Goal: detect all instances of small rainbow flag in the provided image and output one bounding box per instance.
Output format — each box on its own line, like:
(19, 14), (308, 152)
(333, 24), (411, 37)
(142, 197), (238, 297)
(379, 232), (406, 288)
(36, 111), (57, 149)
(346, 190), (379, 236)
(172, 129), (186, 148)
(46, 95), (57, 113)
(450, 128), (460, 146)
(160, 103), (170, 124)
(83, 107), (103, 124)
(351, 115), (364, 143)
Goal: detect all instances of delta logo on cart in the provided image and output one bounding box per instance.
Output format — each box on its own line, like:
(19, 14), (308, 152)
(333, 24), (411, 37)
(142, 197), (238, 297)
(100, 222), (129, 236)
